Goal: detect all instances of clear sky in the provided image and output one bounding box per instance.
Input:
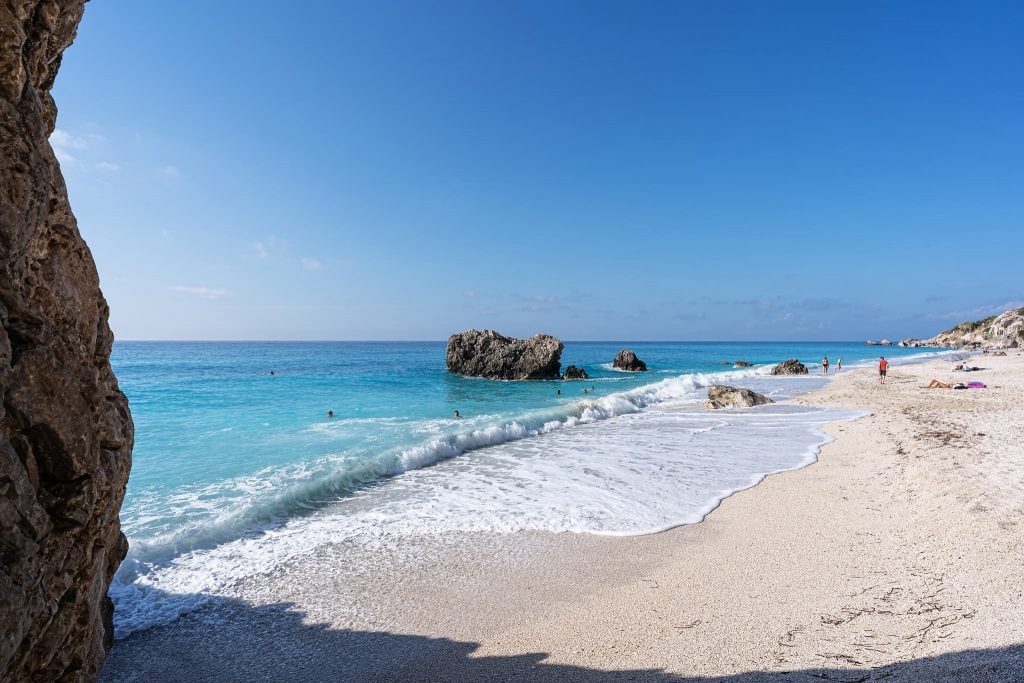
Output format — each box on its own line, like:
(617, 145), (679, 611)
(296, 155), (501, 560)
(51, 0), (1023, 341)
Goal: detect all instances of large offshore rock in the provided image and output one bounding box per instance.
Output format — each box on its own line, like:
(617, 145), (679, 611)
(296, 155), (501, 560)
(612, 349), (647, 372)
(770, 358), (809, 375)
(705, 385), (774, 410)
(1, 3), (134, 681)
(446, 330), (563, 379)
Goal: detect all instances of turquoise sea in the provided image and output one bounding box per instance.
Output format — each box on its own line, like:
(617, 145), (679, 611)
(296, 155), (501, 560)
(108, 341), (954, 636)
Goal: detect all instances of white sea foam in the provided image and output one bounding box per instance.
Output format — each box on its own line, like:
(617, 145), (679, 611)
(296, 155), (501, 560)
(113, 355), (956, 637)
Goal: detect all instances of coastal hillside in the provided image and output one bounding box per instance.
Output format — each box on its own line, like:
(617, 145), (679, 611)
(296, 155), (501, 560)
(903, 307), (1024, 349)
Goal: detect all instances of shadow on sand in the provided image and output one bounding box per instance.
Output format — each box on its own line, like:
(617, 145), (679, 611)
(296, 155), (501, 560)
(99, 589), (1024, 682)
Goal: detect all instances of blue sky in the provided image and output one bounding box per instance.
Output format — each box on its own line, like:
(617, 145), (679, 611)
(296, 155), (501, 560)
(52, 1), (1023, 341)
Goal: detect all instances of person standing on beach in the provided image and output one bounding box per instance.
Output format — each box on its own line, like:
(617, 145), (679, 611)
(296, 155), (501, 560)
(879, 356), (889, 384)
(837, 357), (842, 371)
(821, 356), (829, 374)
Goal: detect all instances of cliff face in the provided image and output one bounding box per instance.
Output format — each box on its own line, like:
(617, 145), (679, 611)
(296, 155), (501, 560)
(1, 2), (133, 681)
(908, 308), (1024, 349)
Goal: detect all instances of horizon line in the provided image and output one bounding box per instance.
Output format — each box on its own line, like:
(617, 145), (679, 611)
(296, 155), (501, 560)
(114, 339), (908, 345)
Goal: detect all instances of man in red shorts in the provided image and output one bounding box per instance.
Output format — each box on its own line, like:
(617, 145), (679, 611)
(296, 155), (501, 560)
(879, 356), (889, 384)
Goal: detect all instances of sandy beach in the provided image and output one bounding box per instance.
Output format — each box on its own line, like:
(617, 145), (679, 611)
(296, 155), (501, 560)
(100, 354), (1024, 682)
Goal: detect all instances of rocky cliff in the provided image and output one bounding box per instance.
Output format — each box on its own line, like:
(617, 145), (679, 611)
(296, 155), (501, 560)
(904, 307), (1024, 349)
(446, 330), (563, 379)
(1, 2), (133, 681)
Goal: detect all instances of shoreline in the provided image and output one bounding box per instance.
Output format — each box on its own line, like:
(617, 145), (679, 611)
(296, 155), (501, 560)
(100, 354), (1024, 681)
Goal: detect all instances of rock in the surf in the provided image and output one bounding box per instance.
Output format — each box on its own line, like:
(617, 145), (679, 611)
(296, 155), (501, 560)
(770, 358), (808, 375)
(446, 329), (563, 379)
(705, 385), (775, 409)
(734, 360), (754, 367)
(562, 365), (589, 380)
(613, 349), (648, 372)
(1, 2), (134, 679)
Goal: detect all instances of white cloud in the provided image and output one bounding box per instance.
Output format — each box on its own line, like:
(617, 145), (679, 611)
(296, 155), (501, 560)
(53, 148), (78, 165)
(244, 237), (287, 261)
(50, 128), (113, 170)
(51, 128), (90, 150)
(301, 257), (321, 270)
(160, 165), (181, 178)
(170, 285), (228, 300)
(50, 128), (90, 166)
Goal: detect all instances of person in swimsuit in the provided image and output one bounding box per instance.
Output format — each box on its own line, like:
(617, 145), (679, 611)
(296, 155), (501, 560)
(879, 356), (889, 384)
(921, 380), (952, 389)
(821, 356), (830, 374)
(836, 357), (842, 371)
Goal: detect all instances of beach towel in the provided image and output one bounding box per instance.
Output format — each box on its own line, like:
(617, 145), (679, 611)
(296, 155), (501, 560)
(967, 381), (986, 388)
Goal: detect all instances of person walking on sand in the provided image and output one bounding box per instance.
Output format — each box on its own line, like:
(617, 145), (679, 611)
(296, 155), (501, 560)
(821, 356), (830, 375)
(879, 356), (889, 384)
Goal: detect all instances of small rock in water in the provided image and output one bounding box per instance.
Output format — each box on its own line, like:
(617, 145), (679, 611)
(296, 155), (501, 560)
(705, 385), (775, 409)
(770, 358), (808, 375)
(613, 349), (648, 372)
(562, 365), (589, 380)
(734, 360), (754, 367)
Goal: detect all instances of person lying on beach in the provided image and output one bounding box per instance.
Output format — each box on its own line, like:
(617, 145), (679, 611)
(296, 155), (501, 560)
(921, 380), (953, 389)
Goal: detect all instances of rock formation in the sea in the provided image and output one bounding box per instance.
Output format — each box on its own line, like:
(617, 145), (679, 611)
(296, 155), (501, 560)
(770, 359), (808, 375)
(446, 330), (563, 379)
(733, 360), (753, 367)
(705, 385), (775, 410)
(911, 307), (1024, 349)
(1, 3), (134, 680)
(562, 365), (589, 380)
(612, 349), (647, 372)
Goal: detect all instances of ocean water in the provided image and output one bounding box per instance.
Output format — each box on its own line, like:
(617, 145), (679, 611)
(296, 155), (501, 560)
(108, 341), (951, 637)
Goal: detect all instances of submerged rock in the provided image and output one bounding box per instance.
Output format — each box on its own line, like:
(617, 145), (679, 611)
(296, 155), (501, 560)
(770, 358), (808, 375)
(562, 365), (589, 380)
(446, 330), (563, 379)
(705, 385), (775, 409)
(613, 349), (648, 372)
(734, 360), (754, 367)
(1, 3), (134, 680)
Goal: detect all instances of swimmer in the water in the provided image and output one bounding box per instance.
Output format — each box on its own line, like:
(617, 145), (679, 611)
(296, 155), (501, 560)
(327, 410), (334, 418)
(453, 410), (461, 419)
